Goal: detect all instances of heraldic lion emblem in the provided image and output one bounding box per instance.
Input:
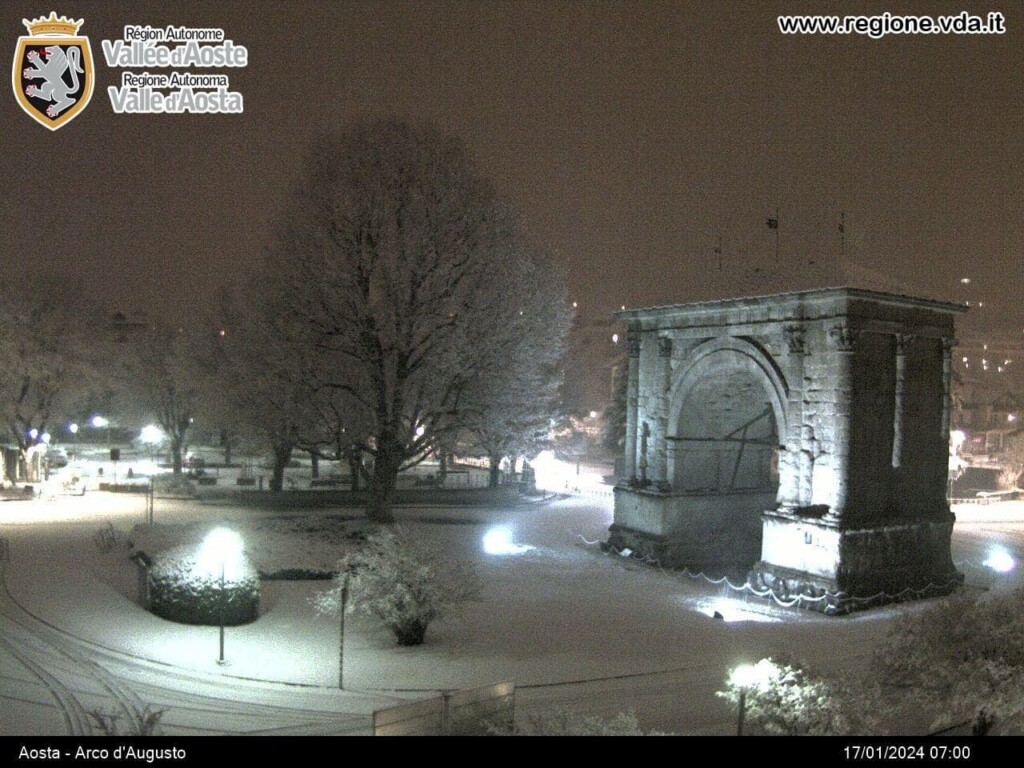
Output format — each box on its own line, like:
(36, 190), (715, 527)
(12, 12), (94, 130)
(23, 44), (83, 117)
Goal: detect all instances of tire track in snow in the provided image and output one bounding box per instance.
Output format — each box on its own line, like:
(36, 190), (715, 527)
(0, 632), (91, 735)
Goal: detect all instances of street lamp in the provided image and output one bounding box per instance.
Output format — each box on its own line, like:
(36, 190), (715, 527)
(337, 572), (350, 690)
(197, 528), (243, 666)
(140, 425), (165, 464)
(728, 660), (779, 735)
(730, 664), (757, 736)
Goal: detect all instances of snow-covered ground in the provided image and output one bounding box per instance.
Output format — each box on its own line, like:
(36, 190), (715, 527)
(1, 491), (1022, 736)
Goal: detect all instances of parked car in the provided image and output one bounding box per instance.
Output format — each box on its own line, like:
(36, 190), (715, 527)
(46, 447), (69, 468)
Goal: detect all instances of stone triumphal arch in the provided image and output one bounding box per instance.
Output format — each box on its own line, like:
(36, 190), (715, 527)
(609, 287), (965, 611)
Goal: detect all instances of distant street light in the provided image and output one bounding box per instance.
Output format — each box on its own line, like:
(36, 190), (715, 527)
(91, 416), (109, 428)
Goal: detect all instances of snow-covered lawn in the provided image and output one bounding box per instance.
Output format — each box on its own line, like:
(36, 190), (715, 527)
(2, 492), (1023, 735)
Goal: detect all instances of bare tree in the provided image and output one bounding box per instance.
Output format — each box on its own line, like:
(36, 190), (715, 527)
(263, 120), (570, 521)
(201, 287), (314, 491)
(127, 325), (202, 475)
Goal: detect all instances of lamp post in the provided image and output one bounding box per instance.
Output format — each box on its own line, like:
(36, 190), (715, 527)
(218, 557), (227, 666)
(199, 528), (242, 667)
(729, 663), (761, 736)
(338, 572), (349, 690)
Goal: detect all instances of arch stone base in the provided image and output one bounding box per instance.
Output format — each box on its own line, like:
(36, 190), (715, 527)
(611, 288), (966, 613)
(748, 510), (962, 613)
(610, 486), (772, 573)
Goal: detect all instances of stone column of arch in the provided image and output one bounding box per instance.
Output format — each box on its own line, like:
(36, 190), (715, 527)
(778, 324), (806, 509)
(824, 322), (857, 521)
(941, 337), (955, 441)
(652, 336), (673, 486)
(891, 333), (912, 469)
(623, 328), (641, 481)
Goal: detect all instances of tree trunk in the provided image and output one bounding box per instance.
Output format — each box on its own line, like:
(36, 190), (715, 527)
(19, 447), (33, 484)
(270, 442), (292, 492)
(488, 454), (502, 488)
(347, 446), (362, 491)
(393, 619), (428, 646)
(310, 453), (320, 479)
(368, 440), (401, 523)
(171, 438), (184, 475)
(221, 430), (233, 466)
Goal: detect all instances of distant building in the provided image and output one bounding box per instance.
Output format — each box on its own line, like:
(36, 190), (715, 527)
(108, 311), (148, 342)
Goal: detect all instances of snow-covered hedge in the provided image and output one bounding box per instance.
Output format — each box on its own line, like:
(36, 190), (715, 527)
(147, 543), (260, 626)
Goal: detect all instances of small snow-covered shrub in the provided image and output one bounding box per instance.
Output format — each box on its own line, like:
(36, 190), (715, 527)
(998, 467), (1020, 491)
(153, 474), (196, 498)
(90, 705), (165, 736)
(717, 657), (852, 736)
(316, 526), (480, 646)
(147, 542), (260, 626)
(94, 522), (132, 553)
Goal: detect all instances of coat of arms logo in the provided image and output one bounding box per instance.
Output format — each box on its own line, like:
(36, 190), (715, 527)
(12, 12), (94, 130)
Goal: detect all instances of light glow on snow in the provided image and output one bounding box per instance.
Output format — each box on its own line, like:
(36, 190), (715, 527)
(482, 526), (533, 555)
(531, 449), (605, 494)
(983, 547), (1015, 573)
(128, 460), (163, 477)
(700, 597), (782, 623)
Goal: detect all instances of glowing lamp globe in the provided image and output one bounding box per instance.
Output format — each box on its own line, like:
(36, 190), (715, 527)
(147, 528), (259, 626)
(729, 659), (781, 691)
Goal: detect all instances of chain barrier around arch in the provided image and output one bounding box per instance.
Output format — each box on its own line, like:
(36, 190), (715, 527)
(578, 533), (966, 615)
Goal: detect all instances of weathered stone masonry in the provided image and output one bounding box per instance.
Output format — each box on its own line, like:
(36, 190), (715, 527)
(609, 287), (965, 612)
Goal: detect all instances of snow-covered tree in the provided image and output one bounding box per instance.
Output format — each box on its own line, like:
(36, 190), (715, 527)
(999, 431), (1024, 490)
(263, 119), (571, 521)
(601, 352), (628, 452)
(459, 251), (571, 486)
(315, 526), (480, 646)
(873, 588), (1024, 734)
(717, 657), (856, 736)
(0, 275), (110, 481)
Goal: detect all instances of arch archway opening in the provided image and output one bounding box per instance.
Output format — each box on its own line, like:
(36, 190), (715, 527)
(669, 363), (780, 572)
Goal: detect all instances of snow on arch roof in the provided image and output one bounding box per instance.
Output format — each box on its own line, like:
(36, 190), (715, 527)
(615, 285), (969, 321)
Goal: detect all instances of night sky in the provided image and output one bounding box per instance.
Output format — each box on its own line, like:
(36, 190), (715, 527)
(1, 1), (1020, 345)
